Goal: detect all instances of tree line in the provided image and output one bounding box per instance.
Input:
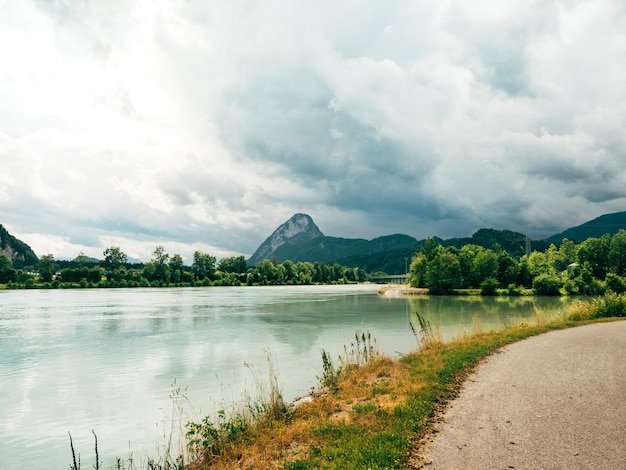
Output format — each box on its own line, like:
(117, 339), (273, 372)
(409, 230), (626, 295)
(0, 245), (367, 289)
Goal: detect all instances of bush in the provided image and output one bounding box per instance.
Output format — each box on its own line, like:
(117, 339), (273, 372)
(597, 291), (626, 317)
(605, 273), (626, 294)
(507, 283), (523, 296)
(532, 274), (562, 296)
(480, 277), (498, 295)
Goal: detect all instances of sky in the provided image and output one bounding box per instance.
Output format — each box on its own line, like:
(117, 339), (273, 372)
(1, 0), (625, 263)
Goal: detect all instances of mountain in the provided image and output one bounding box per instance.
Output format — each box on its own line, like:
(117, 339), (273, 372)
(547, 211), (626, 243)
(0, 224), (38, 268)
(248, 213), (324, 266)
(443, 228), (550, 258)
(271, 233), (418, 265)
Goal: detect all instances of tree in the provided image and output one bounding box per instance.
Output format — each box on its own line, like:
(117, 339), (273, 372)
(169, 254), (184, 283)
(152, 246), (170, 282)
(425, 250), (463, 294)
(577, 235), (610, 279)
(192, 251), (216, 280)
(256, 259), (280, 284)
(527, 251), (550, 277)
(420, 237), (440, 261)
(471, 249), (499, 288)
(558, 239), (578, 268)
(218, 256), (248, 274)
(0, 254), (16, 283)
(458, 244), (481, 288)
(496, 250), (517, 286)
(609, 230), (626, 276)
(282, 260), (296, 284)
(38, 254), (56, 282)
(409, 254), (428, 288)
(103, 247), (127, 278)
(546, 243), (567, 272)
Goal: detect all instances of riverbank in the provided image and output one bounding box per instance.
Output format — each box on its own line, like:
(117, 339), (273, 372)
(182, 294), (625, 469)
(378, 285), (429, 297)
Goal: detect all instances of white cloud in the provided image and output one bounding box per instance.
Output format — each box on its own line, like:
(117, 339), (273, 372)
(1, 0), (625, 260)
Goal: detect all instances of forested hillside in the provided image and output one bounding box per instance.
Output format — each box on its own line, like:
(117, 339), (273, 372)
(0, 224), (38, 268)
(547, 211), (626, 243)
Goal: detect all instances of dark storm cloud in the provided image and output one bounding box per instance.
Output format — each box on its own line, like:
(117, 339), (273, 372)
(1, 0), (625, 260)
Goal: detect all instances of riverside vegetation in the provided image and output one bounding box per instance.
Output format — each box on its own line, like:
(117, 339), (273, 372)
(0, 247), (367, 289)
(67, 293), (625, 469)
(2, 230), (626, 295)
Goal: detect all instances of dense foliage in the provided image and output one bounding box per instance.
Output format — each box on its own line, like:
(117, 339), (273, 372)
(0, 245), (367, 289)
(409, 230), (626, 295)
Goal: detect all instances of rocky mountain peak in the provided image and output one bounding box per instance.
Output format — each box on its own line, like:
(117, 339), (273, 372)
(248, 214), (324, 265)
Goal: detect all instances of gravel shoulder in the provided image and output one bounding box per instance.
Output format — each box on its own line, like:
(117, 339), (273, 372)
(415, 321), (626, 470)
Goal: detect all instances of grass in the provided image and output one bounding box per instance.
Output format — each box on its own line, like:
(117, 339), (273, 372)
(70, 294), (626, 469)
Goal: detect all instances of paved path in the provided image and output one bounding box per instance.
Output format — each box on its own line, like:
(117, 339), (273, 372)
(416, 321), (626, 470)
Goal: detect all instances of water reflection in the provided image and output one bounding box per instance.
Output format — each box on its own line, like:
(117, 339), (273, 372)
(0, 286), (577, 469)
(407, 295), (572, 341)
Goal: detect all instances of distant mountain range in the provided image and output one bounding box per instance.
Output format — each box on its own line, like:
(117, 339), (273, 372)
(546, 211), (626, 243)
(2, 211), (625, 273)
(248, 211), (626, 274)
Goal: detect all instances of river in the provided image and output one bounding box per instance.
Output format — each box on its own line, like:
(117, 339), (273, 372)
(0, 285), (575, 469)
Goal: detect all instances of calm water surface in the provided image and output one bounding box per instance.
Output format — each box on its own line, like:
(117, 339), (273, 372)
(0, 286), (575, 469)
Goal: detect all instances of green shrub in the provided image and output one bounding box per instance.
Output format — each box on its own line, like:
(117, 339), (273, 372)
(480, 277), (498, 295)
(605, 273), (626, 294)
(596, 292), (626, 318)
(532, 274), (562, 296)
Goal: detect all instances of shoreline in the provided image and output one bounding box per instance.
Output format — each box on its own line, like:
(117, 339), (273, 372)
(378, 284), (429, 297)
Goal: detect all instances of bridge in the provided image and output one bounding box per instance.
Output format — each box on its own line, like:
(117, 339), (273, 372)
(370, 274), (408, 284)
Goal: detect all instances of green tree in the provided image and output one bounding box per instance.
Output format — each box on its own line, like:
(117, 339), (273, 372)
(169, 254), (184, 283)
(87, 267), (103, 284)
(458, 244), (481, 288)
(38, 254), (57, 282)
(515, 257), (533, 288)
(421, 237), (440, 261)
(102, 247), (128, 278)
(218, 256), (248, 274)
(282, 260), (296, 284)
(496, 250), (517, 286)
(192, 251), (216, 280)
(141, 262), (156, 282)
(546, 243), (568, 272)
(152, 246), (170, 282)
(472, 249), (499, 288)
(256, 259), (280, 285)
(577, 235), (610, 279)
(527, 251), (550, 277)
(609, 230), (626, 276)
(425, 250), (463, 294)
(0, 254), (16, 283)
(409, 253), (429, 288)
(295, 262), (314, 284)
(558, 239), (578, 267)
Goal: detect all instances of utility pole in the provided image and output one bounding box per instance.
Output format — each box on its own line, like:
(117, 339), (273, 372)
(525, 226), (531, 259)
(404, 257), (409, 292)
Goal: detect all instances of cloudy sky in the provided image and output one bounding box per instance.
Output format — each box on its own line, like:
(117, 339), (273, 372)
(1, 0), (625, 262)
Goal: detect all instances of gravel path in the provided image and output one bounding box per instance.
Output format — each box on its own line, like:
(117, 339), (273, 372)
(416, 321), (626, 470)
